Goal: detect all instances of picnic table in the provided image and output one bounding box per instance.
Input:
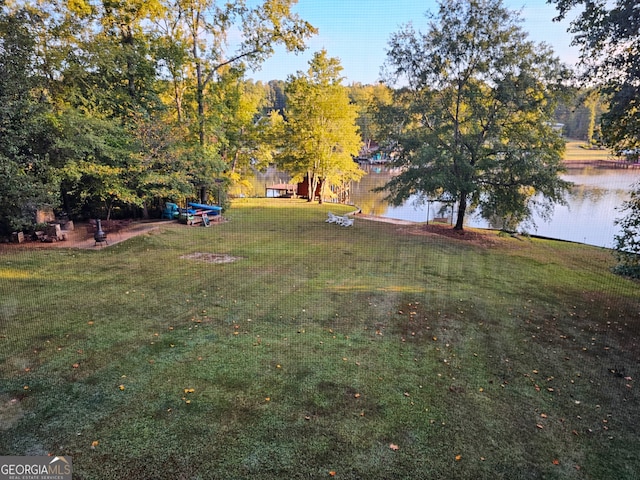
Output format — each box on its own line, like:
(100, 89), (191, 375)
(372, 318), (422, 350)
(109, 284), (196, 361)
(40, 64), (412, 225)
(181, 202), (223, 226)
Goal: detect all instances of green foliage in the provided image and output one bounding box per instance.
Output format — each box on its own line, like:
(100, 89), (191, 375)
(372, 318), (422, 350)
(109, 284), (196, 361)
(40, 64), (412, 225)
(379, 0), (570, 230)
(149, 0), (316, 202)
(349, 83), (394, 154)
(0, 8), (59, 234)
(555, 88), (607, 143)
(0, 0), (317, 222)
(551, 0), (640, 150)
(613, 183), (640, 278)
(263, 80), (287, 115)
(53, 108), (137, 219)
(278, 50), (364, 203)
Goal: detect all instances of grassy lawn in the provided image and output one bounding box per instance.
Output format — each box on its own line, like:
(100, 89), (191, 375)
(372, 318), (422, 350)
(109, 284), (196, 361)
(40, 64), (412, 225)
(563, 139), (613, 163)
(1, 198), (639, 479)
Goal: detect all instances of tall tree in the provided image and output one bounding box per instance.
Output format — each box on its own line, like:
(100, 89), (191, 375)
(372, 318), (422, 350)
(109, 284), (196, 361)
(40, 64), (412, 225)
(62, 0), (164, 116)
(379, 0), (571, 231)
(551, 0), (639, 150)
(0, 7), (58, 234)
(154, 0), (316, 202)
(278, 50), (363, 203)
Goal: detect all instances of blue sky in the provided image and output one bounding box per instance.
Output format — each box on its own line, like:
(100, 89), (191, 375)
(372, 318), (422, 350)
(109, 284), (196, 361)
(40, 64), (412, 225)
(246, 0), (580, 84)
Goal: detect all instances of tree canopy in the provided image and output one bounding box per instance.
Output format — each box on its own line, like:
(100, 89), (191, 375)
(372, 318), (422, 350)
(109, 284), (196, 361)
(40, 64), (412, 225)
(0, 0), (316, 233)
(551, 0), (640, 150)
(0, 7), (58, 232)
(378, 0), (571, 231)
(277, 50), (363, 203)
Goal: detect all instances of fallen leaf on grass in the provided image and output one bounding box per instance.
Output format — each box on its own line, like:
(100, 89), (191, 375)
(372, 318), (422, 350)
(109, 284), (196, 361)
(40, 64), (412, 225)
(552, 459), (560, 465)
(329, 471), (336, 477)
(184, 388), (195, 394)
(72, 363), (80, 369)
(455, 455), (462, 461)
(536, 424), (544, 429)
(91, 441), (99, 448)
(389, 443), (399, 451)
(118, 385), (125, 391)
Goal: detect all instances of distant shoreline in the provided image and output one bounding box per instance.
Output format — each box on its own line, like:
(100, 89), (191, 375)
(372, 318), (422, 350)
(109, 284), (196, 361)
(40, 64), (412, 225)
(563, 158), (640, 169)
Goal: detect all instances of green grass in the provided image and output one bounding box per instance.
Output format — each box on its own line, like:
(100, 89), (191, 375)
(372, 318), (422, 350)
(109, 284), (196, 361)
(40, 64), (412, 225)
(1, 198), (639, 479)
(563, 139), (612, 163)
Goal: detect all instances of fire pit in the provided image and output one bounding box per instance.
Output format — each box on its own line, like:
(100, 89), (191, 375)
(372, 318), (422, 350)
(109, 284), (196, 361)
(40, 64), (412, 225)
(94, 219), (108, 245)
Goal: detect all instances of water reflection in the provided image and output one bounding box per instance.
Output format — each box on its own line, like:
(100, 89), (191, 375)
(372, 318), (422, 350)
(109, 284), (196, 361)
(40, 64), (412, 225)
(252, 166), (640, 248)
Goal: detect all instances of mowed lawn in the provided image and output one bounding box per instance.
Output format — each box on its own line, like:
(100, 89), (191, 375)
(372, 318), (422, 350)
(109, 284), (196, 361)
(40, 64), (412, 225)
(1, 198), (639, 479)
(563, 140), (612, 163)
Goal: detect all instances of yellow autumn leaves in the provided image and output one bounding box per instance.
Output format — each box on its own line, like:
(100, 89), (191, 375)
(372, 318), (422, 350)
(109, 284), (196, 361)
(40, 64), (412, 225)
(183, 387), (195, 404)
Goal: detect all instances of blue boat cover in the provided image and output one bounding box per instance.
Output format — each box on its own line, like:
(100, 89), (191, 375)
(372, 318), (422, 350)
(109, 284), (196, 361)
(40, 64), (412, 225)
(188, 202), (222, 212)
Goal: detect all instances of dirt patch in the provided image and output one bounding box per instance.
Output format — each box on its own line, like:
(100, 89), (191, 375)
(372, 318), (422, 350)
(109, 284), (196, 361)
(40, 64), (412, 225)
(355, 213), (513, 247)
(180, 253), (243, 264)
(398, 223), (510, 247)
(0, 221), (165, 251)
(0, 395), (24, 430)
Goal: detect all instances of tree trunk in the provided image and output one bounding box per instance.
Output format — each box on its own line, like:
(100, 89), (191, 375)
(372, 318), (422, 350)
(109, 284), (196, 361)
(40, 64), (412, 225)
(230, 150), (239, 173)
(319, 179), (328, 204)
(192, 12), (206, 147)
(119, 25), (136, 99)
(454, 191), (467, 230)
(173, 80), (183, 123)
(308, 171), (318, 203)
(200, 186), (208, 204)
(196, 65), (205, 146)
(106, 200), (114, 221)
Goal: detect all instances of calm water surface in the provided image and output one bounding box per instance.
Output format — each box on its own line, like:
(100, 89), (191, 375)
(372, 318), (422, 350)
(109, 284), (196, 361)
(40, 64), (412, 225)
(254, 166), (640, 248)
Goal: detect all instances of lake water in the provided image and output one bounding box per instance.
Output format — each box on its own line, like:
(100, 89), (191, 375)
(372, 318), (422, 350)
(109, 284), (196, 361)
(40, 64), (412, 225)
(253, 166), (640, 248)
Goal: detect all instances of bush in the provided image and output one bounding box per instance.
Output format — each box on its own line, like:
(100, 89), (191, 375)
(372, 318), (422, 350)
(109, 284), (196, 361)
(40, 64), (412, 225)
(613, 182), (640, 276)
